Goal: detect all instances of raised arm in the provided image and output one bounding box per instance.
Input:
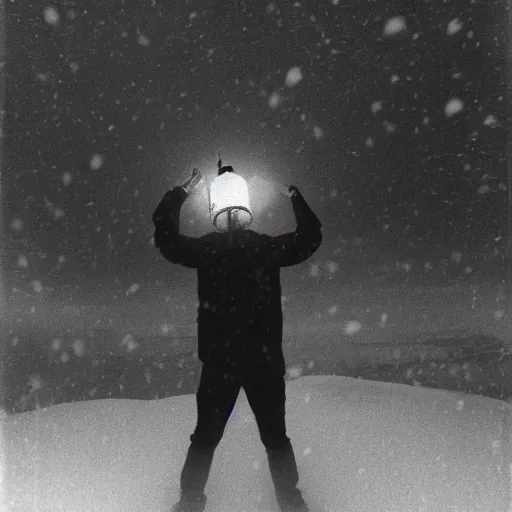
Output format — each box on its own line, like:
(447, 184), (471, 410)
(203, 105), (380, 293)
(264, 185), (323, 267)
(152, 170), (205, 268)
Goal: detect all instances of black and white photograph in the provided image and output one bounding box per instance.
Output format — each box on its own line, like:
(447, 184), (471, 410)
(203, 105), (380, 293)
(1, 1), (510, 511)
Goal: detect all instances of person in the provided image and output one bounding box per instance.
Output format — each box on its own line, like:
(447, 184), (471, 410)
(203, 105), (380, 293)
(152, 166), (323, 512)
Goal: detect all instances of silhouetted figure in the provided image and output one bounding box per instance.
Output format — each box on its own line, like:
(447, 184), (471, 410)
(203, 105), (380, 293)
(152, 167), (322, 512)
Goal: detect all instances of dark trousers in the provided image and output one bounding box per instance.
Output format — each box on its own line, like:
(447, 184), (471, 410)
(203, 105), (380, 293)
(180, 362), (300, 499)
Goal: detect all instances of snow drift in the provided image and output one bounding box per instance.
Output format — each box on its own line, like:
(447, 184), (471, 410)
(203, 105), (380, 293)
(2, 375), (511, 512)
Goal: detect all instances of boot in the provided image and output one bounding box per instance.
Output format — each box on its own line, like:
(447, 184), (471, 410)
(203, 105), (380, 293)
(170, 491), (207, 512)
(276, 488), (310, 512)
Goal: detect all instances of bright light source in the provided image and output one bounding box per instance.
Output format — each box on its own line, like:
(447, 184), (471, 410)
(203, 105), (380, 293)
(209, 171), (253, 232)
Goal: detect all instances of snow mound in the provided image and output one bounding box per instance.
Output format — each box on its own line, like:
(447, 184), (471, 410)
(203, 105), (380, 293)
(3, 376), (510, 512)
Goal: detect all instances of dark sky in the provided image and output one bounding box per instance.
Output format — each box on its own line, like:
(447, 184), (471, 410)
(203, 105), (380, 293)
(5, 0), (507, 330)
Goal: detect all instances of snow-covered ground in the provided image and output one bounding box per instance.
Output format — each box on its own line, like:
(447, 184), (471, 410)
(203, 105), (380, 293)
(3, 375), (510, 512)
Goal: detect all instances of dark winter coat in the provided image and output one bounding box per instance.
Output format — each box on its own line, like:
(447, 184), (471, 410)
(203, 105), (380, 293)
(152, 186), (322, 375)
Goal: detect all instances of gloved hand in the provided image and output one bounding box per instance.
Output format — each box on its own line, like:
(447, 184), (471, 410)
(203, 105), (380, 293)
(180, 168), (203, 195)
(288, 185), (300, 198)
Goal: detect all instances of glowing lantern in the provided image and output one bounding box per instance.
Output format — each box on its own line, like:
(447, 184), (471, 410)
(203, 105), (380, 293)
(208, 165), (253, 232)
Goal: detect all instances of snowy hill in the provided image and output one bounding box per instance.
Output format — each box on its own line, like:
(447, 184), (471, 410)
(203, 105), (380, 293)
(3, 376), (511, 512)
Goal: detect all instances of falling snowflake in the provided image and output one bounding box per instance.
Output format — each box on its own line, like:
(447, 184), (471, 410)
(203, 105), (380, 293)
(444, 98), (464, 117)
(10, 218), (23, 231)
(285, 66), (303, 87)
(36, 72), (50, 83)
(344, 321), (361, 335)
(325, 260), (339, 274)
(451, 251), (462, 264)
(494, 310), (505, 320)
(120, 334), (139, 352)
(17, 255), (28, 268)
(303, 447), (312, 456)
(313, 126), (324, 139)
(72, 339), (86, 356)
(447, 18), (463, 36)
(449, 364), (461, 377)
(310, 264), (320, 277)
(28, 374), (44, 392)
(32, 280), (43, 293)
(371, 101), (383, 113)
(365, 136), (375, 148)
(396, 261), (411, 272)
(138, 35), (150, 46)
(463, 365), (473, 383)
(287, 365), (303, 379)
(328, 305), (338, 315)
(90, 154), (104, 170)
(455, 400), (464, 411)
(379, 313), (388, 327)
(62, 172), (73, 186)
(383, 120), (396, 133)
(44, 197), (65, 220)
(125, 283), (140, 296)
(161, 323), (177, 336)
(483, 114), (499, 127)
(44, 6), (60, 26)
(478, 184), (491, 195)
(50, 338), (62, 352)
(268, 92), (283, 109)
(383, 16), (407, 37)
